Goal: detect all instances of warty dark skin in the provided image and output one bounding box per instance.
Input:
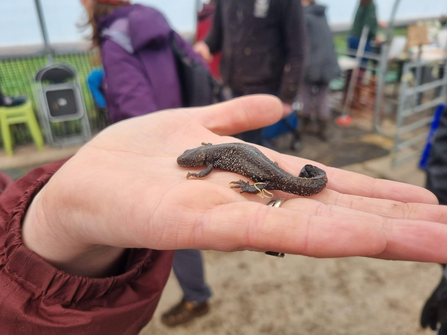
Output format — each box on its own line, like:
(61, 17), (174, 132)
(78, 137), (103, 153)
(177, 143), (328, 197)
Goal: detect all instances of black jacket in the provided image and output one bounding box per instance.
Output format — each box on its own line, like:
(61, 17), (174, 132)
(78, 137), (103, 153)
(204, 0), (306, 104)
(303, 4), (340, 84)
(426, 105), (447, 204)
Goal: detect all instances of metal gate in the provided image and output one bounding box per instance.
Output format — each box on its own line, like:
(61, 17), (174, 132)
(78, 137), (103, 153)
(392, 57), (447, 165)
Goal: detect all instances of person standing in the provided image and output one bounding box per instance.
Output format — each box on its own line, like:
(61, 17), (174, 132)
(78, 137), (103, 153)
(80, 0), (213, 327)
(344, 0), (380, 108)
(421, 105), (447, 335)
(300, 0), (340, 141)
(348, 0), (378, 55)
(194, 0), (306, 146)
(196, 2), (221, 80)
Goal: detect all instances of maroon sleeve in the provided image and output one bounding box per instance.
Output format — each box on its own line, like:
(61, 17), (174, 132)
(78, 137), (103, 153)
(0, 160), (174, 335)
(0, 171), (13, 194)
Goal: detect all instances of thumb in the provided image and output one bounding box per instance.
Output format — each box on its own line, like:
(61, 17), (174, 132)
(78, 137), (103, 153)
(192, 95), (283, 136)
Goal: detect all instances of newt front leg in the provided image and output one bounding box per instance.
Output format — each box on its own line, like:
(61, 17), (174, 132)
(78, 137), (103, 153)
(186, 164), (213, 179)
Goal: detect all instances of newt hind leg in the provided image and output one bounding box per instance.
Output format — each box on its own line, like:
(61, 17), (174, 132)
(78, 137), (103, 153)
(230, 180), (273, 198)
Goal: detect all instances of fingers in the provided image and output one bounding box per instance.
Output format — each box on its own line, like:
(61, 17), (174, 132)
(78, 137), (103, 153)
(195, 200), (387, 258)
(277, 154), (438, 205)
(279, 198), (447, 263)
(192, 95), (283, 136)
(375, 218), (447, 263)
(309, 189), (447, 224)
(193, 41), (213, 62)
(192, 197), (447, 263)
(326, 167), (439, 205)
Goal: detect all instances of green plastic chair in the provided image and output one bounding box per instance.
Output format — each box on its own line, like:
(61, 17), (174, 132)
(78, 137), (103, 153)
(0, 100), (44, 156)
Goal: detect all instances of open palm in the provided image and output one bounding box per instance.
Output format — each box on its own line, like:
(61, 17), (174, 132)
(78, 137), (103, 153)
(31, 95), (447, 272)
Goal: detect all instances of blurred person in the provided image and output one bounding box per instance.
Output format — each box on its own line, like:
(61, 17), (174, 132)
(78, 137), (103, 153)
(3, 96), (447, 334)
(348, 0), (378, 57)
(196, 1), (221, 80)
(80, 0), (212, 326)
(194, 0), (306, 147)
(421, 105), (447, 335)
(300, 0), (340, 141)
(440, 15), (447, 30)
(344, 0), (380, 107)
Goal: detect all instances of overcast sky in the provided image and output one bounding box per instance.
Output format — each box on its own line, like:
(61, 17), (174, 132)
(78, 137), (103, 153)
(0, 0), (446, 47)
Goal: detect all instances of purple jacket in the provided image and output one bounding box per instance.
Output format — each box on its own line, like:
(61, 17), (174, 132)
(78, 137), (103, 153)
(99, 5), (206, 124)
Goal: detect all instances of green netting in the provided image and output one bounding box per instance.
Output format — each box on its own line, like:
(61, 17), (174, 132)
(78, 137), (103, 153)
(0, 52), (103, 146)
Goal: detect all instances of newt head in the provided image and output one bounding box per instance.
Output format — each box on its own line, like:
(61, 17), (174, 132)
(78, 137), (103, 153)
(177, 147), (208, 167)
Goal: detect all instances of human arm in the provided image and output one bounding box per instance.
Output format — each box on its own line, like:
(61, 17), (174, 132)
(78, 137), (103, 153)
(0, 160), (173, 334)
(278, 0), (306, 104)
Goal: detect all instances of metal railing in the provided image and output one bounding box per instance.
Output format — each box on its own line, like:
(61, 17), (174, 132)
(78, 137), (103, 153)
(392, 57), (447, 165)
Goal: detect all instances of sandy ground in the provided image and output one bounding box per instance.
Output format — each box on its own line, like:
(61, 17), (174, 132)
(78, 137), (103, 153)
(142, 252), (440, 335)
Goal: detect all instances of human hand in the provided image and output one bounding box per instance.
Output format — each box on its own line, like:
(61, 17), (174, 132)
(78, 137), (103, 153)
(378, 20), (388, 30)
(193, 41), (213, 62)
(23, 95), (447, 277)
(282, 103), (293, 117)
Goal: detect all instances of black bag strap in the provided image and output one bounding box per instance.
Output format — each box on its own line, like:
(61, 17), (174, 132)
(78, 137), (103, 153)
(169, 34), (190, 62)
(169, 33), (228, 104)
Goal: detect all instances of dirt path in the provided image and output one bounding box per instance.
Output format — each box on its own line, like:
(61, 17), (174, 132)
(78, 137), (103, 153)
(142, 251), (439, 335)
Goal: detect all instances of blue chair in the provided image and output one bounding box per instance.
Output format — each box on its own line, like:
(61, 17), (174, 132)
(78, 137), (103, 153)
(87, 69), (109, 129)
(419, 103), (447, 169)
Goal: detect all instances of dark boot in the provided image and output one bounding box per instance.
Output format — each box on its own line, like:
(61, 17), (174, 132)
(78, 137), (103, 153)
(161, 298), (210, 327)
(317, 119), (329, 142)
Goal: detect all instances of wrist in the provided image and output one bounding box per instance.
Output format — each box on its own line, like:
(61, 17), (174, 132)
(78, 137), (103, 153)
(22, 189), (125, 277)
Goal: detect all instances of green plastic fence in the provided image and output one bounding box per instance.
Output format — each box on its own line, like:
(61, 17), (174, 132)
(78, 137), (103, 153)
(0, 51), (102, 146)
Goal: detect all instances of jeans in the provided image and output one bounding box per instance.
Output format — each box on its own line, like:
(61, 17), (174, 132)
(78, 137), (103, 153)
(173, 249), (212, 303)
(347, 36), (372, 66)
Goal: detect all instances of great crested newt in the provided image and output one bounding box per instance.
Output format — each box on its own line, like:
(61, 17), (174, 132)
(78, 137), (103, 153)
(177, 142), (328, 198)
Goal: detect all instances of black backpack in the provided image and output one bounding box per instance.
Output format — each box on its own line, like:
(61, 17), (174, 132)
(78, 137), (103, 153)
(170, 37), (223, 107)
